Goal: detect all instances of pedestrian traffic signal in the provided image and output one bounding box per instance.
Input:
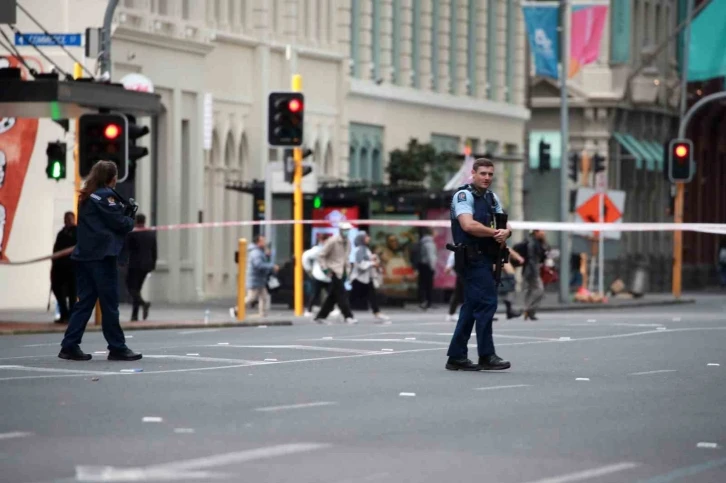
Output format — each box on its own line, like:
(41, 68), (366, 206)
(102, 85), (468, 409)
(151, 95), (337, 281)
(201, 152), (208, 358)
(313, 195), (322, 209)
(667, 138), (694, 183)
(45, 141), (67, 181)
(538, 139), (551, 172)
(568, 152), (580, 183)
(79, 113), (129, 181)
(268, 92), (305, 147)
(283, 148), (314, 183)
(593, 153), (605, 173)
(125, 114), (150, 180)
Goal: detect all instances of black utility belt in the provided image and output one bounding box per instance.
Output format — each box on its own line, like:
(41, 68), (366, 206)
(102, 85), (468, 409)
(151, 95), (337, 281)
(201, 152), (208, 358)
(464, 244), (498, 259)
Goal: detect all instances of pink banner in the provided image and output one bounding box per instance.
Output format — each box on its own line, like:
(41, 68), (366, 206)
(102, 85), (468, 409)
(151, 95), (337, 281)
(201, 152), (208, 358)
(427, 208), (456, 290)
(569, 5), (608, 78)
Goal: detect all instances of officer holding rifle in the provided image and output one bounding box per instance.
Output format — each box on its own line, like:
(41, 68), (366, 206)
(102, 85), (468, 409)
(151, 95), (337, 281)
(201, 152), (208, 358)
(445, 158), (512, 371)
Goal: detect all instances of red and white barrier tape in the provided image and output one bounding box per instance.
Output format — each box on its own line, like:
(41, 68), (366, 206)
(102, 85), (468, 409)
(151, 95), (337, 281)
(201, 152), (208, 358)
(2, 218), (725, 266)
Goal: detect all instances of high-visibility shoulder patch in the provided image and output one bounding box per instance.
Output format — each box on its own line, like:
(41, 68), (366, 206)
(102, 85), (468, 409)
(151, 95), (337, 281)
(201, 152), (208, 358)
(90, 193), (101, 200)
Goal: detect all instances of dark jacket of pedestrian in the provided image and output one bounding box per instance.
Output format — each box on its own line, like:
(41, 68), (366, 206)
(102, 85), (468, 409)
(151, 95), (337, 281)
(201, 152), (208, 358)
(127, 228), (157, 273)
(52, 223), (77, 274)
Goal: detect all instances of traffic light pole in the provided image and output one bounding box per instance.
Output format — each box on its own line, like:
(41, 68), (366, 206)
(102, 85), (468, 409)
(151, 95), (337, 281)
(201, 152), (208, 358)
(558, 0), (571, 304)
(291, 74), (304, 316)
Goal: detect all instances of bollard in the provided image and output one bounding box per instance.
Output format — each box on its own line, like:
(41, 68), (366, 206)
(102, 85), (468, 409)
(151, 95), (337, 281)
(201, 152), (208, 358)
(236, 238), (247, 322)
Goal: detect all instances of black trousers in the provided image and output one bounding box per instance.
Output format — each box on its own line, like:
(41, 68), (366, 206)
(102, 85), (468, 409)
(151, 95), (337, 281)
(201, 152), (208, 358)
(307, 279), (330, 312)
(417, 264), (434, 308)
(126, 269), (150, 319)
(351, 280), (380, 314)
(51, 268), (76, 321)
(316, 274), (353, 320)
(448, 276), (464, 315)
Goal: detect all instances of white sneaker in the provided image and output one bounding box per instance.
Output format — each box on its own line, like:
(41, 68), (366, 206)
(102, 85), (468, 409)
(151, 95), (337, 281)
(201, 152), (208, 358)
(330, 309), (341, 318)
(315, 318), (332, 325)
(374, 313), (392, 325)
(344, 317), (358, 324)
(446, 314), (457, 322)
(229, 307), (237, 319)
(304, 310), (313, 318)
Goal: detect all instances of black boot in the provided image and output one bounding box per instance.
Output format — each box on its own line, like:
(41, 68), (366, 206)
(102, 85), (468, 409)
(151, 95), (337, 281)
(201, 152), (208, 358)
(505, 301), (522, 319)
(478, 354), (511, 370)
(142, 302), (151, 320)
(445, 357), (480, 371)
(58, 346), (92, 361)
(108, 348), (143, 361)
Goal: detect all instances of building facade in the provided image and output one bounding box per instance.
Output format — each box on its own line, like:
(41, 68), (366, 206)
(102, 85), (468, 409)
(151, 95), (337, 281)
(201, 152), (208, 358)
(0, 0), (529, 308)
(526, 0), (686, 292)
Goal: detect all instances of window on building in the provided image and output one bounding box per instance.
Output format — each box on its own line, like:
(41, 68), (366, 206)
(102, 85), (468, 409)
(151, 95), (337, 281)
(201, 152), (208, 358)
(431, 133), (460, 182)
(486, 0), (498, 100)
(392, 0), (401, 84)
(505, 0), (516, 101)
(431, 0), (440, 91)
(466, 0), (477, 96)
(412, 0), (421, 88)
(372, 0), (381, 81)
(349, 123), (384, 182)
(449, 0), (457, 94)
(350, 0), (360, 76)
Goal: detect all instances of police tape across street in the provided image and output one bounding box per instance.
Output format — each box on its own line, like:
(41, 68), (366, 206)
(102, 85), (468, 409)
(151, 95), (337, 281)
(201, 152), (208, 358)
(1, 218), (725, 266)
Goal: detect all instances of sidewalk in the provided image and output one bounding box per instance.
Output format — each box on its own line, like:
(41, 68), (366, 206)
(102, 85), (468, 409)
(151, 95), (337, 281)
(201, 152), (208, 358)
(0, 293), (696, 335)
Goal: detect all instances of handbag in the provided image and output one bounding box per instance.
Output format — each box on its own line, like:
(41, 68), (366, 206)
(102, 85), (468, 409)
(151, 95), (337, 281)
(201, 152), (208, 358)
(266, 274), (281, 292)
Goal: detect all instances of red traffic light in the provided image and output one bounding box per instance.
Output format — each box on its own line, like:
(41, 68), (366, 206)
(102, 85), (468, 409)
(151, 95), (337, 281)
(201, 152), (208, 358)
(674, 144), (689, 159)
(104, 124), (120, 140)
(288, 99), (302, 113)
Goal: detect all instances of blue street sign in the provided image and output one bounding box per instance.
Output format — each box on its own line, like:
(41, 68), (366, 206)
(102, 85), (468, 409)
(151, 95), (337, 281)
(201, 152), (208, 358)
(14, 33), (83, 47)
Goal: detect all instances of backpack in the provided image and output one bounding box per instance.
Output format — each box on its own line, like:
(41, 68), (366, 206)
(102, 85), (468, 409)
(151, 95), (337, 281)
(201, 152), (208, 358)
(511, 241), (528, 267)
(409, 240), (422, 266)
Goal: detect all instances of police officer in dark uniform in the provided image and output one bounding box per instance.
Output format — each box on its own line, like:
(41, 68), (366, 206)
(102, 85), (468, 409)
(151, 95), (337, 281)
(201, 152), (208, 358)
(58, 161), (142, 362)
(445, 158), (512, 371)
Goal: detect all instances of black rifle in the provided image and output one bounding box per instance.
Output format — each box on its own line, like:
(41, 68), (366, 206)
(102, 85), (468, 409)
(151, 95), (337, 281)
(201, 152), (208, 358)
(493, 213), (509, 286)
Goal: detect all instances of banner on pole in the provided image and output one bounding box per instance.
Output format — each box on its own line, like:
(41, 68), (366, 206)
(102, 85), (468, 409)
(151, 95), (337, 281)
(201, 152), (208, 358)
(523, 5), (560, 79)
(570, 4), (608, 77)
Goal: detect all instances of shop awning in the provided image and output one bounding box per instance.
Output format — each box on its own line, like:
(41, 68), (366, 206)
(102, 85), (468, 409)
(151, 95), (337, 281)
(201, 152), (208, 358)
(645, 141), (665, 171)
(613, 132), (643, 169)
(613, 133), (659, 170)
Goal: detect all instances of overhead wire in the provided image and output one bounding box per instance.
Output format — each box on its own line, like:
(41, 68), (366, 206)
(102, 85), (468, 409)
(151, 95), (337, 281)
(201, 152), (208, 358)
(8, 25), (71, 79)
(0, 27), (37, 78)
(17, 2), (95, 78)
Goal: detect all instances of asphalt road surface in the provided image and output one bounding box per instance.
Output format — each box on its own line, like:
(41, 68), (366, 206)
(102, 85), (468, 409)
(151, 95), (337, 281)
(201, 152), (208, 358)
(1, 297), (725, 483)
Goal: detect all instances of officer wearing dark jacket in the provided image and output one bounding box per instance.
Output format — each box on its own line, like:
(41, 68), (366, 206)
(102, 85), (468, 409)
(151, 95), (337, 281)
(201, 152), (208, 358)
(59, 161), (142, 362)
(126, 213), (157, 321)
(51, 211), (77, 323)
(446, 158), (512, 371)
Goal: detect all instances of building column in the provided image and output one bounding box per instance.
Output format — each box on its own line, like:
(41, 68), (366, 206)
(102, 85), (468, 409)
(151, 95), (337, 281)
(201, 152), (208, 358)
(476, 0), (488, 99)
(400, 0), (413, 87)
(167, 88), (182, 302)
(194, 93), (205, 300)
(419, 0), (432, 90)
(359, 0), (373, 81)
(455, 0), (468, 96)
(380, 0), (393, 83)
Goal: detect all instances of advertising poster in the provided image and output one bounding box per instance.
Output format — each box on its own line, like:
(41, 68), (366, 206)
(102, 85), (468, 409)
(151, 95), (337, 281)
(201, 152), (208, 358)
(426, 208), (455, 290)
(369, 214), (418, 299)
(311, 207), (360, 263)
(0, 55), (41, 261)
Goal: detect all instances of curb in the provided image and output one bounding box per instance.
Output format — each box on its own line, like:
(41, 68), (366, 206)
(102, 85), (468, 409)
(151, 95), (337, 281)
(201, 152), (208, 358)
(0, 319), (293, 336)
(531, 298), (696, 312)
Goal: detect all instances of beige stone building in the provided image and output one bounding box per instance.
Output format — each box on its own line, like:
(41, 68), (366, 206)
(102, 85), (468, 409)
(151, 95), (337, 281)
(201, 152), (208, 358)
(0, 0), (530, 308)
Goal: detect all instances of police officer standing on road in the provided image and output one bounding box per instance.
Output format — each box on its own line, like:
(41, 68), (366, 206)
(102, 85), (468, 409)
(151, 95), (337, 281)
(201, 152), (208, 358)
(58, 161), (142, 362)
(445, 158), (512, 371)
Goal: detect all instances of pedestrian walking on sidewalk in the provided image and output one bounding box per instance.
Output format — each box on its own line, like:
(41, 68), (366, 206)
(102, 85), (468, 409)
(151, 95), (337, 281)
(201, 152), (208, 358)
(126, 213), (157, 321)
(50, 211), (77, 324)
(59, 161), (142, 362)
(302, 233), (332, 317)
(521, 230), (548, 321)
(350, 231), (390, 324)
(314, 222), (357, 324)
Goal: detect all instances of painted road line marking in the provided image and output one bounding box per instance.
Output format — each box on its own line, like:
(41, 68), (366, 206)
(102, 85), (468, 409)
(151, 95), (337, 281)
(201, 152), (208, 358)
(494, 334), (560, 341)
(178, 329), (220, 335)
(322, 337), (333, 340)
(0, 431), (32, 440)
(120, 369), (143, 373)
(258, 325), (268, 328)
(404, 337), (416, 340)
(264, 358), (278, 362)
(576, 378), (590, 381)
(657, 327), (667, 331)
(174, 428), (195, 434)
(142, 417), (163, 423)
(520, 462), (639, 483)
(315, 338), (449, 345)
(254, 402), (337, 412)
(126, 335), (133, 338)
(673, 317), (682, 322)
(629, 370), (678, 376)
(22, 343), (59, 347)
(633, 457), (726, 483)
(559, 337), (572, 341)
(213, 344), (382, 355)
(0, 365), (114, 375)
(217, 342), (229, 345)
(399, 392), (416, 397)
(381, 349), (394, 352)
(93, 351), (106, 354)
(474, 384), (531, 391)
(708, 363), (720, 366)
(145, 354), (261, 365)
(186, 353), (200, 356)
(697, 442), (719, 449)
(587, 319), (596, 323)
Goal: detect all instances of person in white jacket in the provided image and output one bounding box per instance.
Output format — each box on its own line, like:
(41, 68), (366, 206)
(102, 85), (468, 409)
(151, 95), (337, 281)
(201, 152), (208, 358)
(302, 233), (340, 318)
(350, 231), (390, 323)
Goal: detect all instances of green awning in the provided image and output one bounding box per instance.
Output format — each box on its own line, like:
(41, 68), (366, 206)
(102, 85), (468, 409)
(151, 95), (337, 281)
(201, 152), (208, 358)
(646, 141), (665, 171)
(624, 134), (656, 171)
(613, 132), (643, 169)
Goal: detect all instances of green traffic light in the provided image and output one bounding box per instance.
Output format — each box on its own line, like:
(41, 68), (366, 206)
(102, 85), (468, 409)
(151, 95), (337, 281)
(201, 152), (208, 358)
(51, 161), (62, 179)
(313, 196), (322, 209)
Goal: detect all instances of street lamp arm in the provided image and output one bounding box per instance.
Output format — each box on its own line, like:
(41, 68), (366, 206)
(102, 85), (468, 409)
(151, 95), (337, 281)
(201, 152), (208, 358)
(678, 91), (726, 138)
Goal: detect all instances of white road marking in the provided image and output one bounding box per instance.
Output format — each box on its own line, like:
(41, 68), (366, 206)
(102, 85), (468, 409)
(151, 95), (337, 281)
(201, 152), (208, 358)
(145, 354), (261, 365)
(93, 351), (106, 354)
(22, 343), (59, 347)
(381, 349), (394, 352)
(174, 428), (195, 434)
(587, 319), (596, 323)
(559, 337), (572, 341)
(673, 317), (681, 322)
(576, 378), (590, 381)
(0, 365), (113, 375)
(399, 392), (416, 397)
(708, 363), (720, 366)
(404, 337), (416, 340)
(657, 327), (667, 331)
(0, 431), (32, 440)
(495, 334), (560, 341)
(629, 370), (677, 376)
(186, 353), (200, 356)
(519, 462), (639, 483)
(75, 443), (329, 482)
(258, 325), (268, 328)
(474, 384), (531, 391)
(322, 337), (333, 340)
(212, 344), (383, 355)
(178, 329), (220, 335)
(319, 338), (448, 345)
(142, 417), (163, 423)
(264, 358), (278, 362)
(216, 342), (229, 345)
(697, 442), (719, 449)
(120, 369), (143, 373)
(254, 401), (337, 412)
